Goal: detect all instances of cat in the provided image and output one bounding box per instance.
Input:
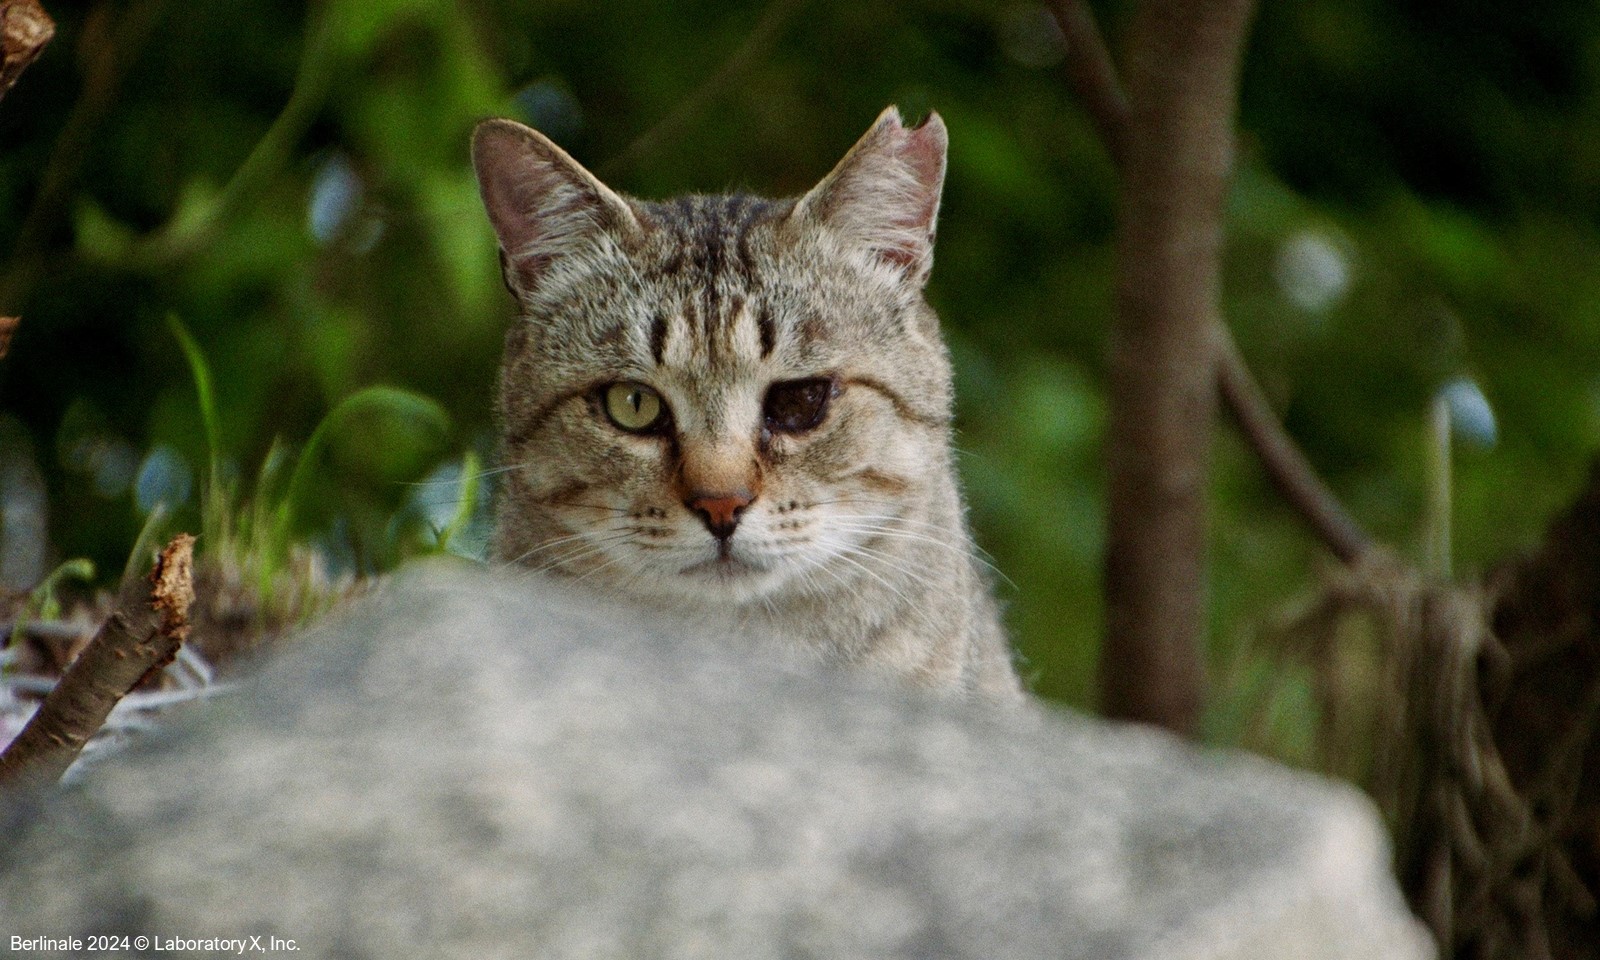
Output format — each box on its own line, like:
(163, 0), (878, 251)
(471, 106), (1020, 700)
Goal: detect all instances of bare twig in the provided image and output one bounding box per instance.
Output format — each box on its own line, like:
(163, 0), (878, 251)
(2, 0), (330, 303)
(1216, 333), (1374, 562)
(0, 0), (169, 310)
(0, 0), (53, 103)
(0, 534), (194, 791)
(1046, 0), (1374, 568)
(597, 0), (807, 180)
(1044, 0), (1129, 169)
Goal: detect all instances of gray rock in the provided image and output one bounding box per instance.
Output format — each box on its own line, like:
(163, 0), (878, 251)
(0, 564), (1433, 960)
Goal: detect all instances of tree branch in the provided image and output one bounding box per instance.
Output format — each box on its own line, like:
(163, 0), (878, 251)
(1046, 0), (1373, 567)
(0, 534), (194, 791)
(1044, 0), (1129, 170)
(597, 0), (807, 180)
(114, 2), (337, 270)
(0, 0), (53, 104)
(0, 0), (169, 310)
(1216, 334), (1373, 563)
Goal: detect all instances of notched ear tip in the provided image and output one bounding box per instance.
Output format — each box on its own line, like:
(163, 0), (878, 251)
(873, 104), (908, 131)
(901, 111), (948, 187)
(869, 106), (946, 144)
(909, 110), (947, 143)
(861, 107), (947, 176)
(799, 106), (948, 285)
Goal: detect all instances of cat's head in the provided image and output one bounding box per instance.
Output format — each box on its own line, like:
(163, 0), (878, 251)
(474, 107), (958, 608)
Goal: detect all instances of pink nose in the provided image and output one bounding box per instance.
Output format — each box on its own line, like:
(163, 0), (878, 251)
(687, 490), (754, 541)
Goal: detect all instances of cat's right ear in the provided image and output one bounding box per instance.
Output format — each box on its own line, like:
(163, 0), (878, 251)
(472, 118), (640, 297)
(790, 106), (948, 289)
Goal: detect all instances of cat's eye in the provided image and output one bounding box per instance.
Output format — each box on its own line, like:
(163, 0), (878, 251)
(763, 378), (834, 434)
(603, 382), (668, 433)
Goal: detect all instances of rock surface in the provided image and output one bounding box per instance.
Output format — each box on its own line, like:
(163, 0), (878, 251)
(1, 564), (1433, 960)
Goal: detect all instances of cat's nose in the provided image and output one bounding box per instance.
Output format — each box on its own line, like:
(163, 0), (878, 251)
(686, 490), (754, 541)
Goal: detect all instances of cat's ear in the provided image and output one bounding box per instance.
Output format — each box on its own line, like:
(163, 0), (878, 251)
(472, 118), (640, 296)
(792, 106), (947, 287)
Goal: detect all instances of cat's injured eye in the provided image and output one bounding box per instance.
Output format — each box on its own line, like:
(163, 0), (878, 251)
(603, 382), (668, 433)
(764, 378), (834, 434)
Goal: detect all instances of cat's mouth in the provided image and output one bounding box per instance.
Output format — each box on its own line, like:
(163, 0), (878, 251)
(678, 552), (770, 581)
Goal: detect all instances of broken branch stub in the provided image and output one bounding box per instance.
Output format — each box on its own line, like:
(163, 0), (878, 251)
(0, 0), (55, 104)
(0, 534), (195, 791)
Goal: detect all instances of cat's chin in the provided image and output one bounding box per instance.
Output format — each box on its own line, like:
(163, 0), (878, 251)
(553, 545), (793, 610)
(675, 555), (781, 596)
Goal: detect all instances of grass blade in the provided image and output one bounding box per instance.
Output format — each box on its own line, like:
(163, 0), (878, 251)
(166, 313), (230, 544)
(437, 450), (482, 554)
(271, 386), (449, 564)
(123, 501), (172, 583)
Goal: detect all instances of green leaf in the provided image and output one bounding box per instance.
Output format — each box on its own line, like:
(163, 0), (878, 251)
(71, 199), (136, 262)
(272, 386), (450, 561)
(11, 558), (97, 650)
(166, 314), (223, 470)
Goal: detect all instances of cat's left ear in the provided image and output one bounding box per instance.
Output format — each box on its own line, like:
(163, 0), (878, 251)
(791, 106), (947, 288)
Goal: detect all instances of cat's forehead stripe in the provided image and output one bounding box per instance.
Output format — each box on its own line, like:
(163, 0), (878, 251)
(648, 311), (670, 366)
(692, 199), (727, 284)
(636, 193), (792, 368)
(722, 292), (748, 361)
(659, 307), (694, 368)
(756, 304), (777, 359)
(651, 293), (759, 369)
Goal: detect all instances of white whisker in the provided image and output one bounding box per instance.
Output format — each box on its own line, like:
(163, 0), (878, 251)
(826, 522), (1016, 591)
(568, 554), (627, 585)
(793, 549), (860, 602)
(846, 542), (943, 595)
(499, 525), (639, 573)
(527, 539), (627, 576)
(834, 543), (946, 641)
(830, 550), (914, 611)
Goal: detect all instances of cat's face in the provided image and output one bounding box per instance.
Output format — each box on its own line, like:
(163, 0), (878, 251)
(475, 108), (954, 608)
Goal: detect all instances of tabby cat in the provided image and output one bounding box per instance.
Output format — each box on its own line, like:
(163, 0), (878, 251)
(472, 107), (1020, 700)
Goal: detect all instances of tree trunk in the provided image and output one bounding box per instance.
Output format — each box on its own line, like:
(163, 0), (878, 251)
(1101, 0), (1257, 735)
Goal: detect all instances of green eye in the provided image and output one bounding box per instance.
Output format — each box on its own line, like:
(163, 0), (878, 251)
(603, 382), (667, 433)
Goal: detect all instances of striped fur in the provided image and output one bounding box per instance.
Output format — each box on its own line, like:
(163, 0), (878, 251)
(472, 108), (1020, 700)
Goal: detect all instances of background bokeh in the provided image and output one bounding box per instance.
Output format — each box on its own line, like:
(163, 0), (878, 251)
(3, 0), (1598, 730)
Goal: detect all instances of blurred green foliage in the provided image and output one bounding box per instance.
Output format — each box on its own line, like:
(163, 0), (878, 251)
(2, 0), (1599, 722)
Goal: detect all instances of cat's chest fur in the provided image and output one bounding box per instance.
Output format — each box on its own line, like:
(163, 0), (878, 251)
(473, 107), (1020, 701)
